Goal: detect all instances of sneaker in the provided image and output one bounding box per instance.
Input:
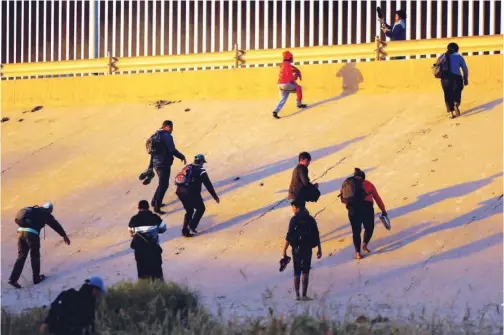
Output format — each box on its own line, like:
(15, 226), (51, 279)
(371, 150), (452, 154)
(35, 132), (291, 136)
(302, 296), (313, 301)
(182, 230), (194, 238)
(272, 112), (280, 119)
(34, 274), (46, 285)
(297, 104), (308, 108)
(8, 280), (21, 289)
(189, 228), (198, 235)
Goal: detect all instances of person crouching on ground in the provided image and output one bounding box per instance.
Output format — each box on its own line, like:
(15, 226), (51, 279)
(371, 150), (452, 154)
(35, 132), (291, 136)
(340, 168), (387, 260)
(128, 200), (167, 281)
(282, 201), (322, 301)
(175, 154), (220, 237)
(272, 51), (307, 119)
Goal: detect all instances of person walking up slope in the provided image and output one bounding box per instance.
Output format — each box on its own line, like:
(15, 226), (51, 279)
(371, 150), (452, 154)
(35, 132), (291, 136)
(175, 154), (220, 237)
(9, 202), (71, 289)
(340, 168), (387, 260)
(272, 51), (307, 119)
(288, 152), (319, 211)
(282, 201), (322, 301)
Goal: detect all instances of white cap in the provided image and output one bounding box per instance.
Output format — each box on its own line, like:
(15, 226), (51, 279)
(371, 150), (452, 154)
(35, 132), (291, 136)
(42, 202), (53, 211)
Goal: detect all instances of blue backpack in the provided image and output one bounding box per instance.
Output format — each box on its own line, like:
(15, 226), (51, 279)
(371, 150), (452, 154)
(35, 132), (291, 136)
(174, 164), (194, 187)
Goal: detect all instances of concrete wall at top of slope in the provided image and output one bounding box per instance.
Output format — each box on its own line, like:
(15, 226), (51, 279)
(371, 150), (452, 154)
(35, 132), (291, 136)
(2, 54), (502, 111)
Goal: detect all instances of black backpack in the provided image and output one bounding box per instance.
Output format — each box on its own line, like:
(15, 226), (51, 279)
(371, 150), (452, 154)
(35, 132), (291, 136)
(174, 164), (194, 187)
(292, 216), (319, 250)
(305, 185), (321, 203)
(146, 130), (163, 155)
(15, 206), (42, 227)
(339, 177), (367, 206)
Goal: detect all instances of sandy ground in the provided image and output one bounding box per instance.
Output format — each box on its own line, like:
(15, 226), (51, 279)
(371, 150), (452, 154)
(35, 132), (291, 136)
(1, 78), (503, 323)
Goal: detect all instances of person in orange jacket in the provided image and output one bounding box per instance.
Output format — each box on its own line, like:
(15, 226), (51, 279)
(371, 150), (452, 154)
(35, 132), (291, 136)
(272, 51), (307, 119)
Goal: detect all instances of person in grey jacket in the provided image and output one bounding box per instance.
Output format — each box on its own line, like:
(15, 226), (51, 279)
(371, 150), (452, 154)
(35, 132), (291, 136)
(147, 120), (186, 214)
(440, 42), (469, 118)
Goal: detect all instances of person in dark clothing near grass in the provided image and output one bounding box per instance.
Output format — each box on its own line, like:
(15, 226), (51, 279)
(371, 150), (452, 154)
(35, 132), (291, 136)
(8, 202), (71, 289)
(149, 120), (186, 214)
(439, 42), (469, 119)
(176, 154), (220, 237)
(128, 200), (167, 281)
(340, 168), (387, 260)
(288, 152), (319, 210)
(282, 201), (322, 301)
(40, 276), (106, 335)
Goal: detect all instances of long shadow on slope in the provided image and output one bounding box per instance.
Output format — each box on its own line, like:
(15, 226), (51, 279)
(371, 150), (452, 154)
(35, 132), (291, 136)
(282, 63), (364, 119)
(317, 194), (503, 270)
(163, 136), (366, 214)
(462, 97), (503, 117)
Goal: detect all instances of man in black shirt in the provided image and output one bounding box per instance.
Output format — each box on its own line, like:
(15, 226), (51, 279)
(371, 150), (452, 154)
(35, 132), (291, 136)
(288, 151), (319, 210)
(282, 201), (322, 301)
(128, 200), (167, 281)
(9, 202), (71, 289)
(175, 154), (220, 237)
(149, 120), (186, 214)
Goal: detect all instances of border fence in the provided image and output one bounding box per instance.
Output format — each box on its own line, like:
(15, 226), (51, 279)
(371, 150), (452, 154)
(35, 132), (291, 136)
(1, 0), (502, 66)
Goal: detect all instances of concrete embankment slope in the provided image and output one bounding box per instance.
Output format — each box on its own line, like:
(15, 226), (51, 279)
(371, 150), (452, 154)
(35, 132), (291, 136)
(1, 55), (502, 321)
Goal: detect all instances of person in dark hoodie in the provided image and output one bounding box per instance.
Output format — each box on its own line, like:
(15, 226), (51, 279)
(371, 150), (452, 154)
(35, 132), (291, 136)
(128, 200), (167, 281)
(439, 42), (469, 119)
(40, 276), (106, 335)
(148, 120), (186, 214)
(282, 201), (322, 301)
(175, 154), (220, 237)
(380, 9), (407, 41)
(8, 202), (71, 289)
(288, 152), (319, 210)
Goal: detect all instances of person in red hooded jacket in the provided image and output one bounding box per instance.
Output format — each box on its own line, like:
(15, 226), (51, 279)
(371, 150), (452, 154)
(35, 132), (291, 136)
(272, 51), (307, 119)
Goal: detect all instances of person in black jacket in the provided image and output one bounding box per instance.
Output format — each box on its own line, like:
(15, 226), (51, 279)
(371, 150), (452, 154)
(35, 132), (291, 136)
(128, 200), (167, 281)
(288, 152), (319, 210)
(40, 276), (106, 335)
(149, 120), (186, 214)
(282, 201), (322, 301)
(8, 202), (71, 289)
(176, 154), (220, 237)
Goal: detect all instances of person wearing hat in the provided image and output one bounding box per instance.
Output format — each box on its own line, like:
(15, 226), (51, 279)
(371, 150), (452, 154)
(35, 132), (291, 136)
(128, 200), (167, 281)
(439, 42), (469, 119)
(148, 120), (186, 214)
(175, 154), (220, 237)
(40, 276), (106, 335)
(272, 51), (308, 119)
(340, 168), (387, 260)
(8, 202), (71, 289)
(380, 9), (406, 41)
(282, 201), (322, 301)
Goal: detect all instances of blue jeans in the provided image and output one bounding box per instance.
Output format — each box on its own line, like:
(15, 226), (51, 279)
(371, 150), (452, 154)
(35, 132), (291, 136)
(274, 83), (302, 113)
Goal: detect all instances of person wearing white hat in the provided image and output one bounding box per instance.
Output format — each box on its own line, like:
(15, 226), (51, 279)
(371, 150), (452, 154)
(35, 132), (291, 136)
(40, 276), (106, 335)
(8, 202), (71, 289)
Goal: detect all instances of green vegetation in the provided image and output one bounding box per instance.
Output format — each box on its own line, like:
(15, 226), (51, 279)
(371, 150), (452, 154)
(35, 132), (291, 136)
(2, 280), (502, 335)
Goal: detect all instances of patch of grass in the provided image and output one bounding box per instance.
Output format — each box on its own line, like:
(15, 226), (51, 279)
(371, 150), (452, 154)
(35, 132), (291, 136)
(2, 280), (502, 335)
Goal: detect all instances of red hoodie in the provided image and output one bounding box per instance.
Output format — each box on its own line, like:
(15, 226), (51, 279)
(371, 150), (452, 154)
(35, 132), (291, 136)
(362, 179), (386, 212)
(278, 61), (296, 84)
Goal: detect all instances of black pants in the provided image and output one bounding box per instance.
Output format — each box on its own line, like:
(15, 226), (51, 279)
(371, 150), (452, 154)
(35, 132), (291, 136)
(177, 192), (206, 232)
(135, 246), (164, 281)
(152, 167), (171, 209)
(9, 231), (41, 282)
(441, 74), (464, 112)
(348, 203), (375, 253)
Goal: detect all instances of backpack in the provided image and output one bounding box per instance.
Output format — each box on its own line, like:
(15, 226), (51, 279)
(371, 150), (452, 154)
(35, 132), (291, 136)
(432, 53), (450, 79)
(15, 206), (41, 227)
(146, 130), (163, 155)
(292, 215), (319, 250)
(174, 164), (194, 187)
(339, 177), (367, 206)
(305, 185), (321, 203)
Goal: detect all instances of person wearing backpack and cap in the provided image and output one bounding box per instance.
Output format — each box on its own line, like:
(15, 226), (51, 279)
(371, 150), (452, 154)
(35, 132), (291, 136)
(379, 9), (406, 41)
(438, 42), (469, 119)
(282, 200), (322, 301)
(128, 200), (167, 281)
(340, 168), (388, 260)
(175, 154), (220, 237)
(145, 120), (186, 214)
(272, 51), (308, 119)
(39, 276), (106, 335)
(8, 202), (71, 289)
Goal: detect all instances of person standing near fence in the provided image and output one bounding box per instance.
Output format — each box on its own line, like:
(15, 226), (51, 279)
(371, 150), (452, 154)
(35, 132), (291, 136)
(380, 9), (407, 41)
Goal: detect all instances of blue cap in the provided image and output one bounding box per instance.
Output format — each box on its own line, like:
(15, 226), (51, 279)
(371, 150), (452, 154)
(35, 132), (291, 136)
(42, 202), (53, 210)
(86, 276), (106, 293)
(194, 154), (207, 163)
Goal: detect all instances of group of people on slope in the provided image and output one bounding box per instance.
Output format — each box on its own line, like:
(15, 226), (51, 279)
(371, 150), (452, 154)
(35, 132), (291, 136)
(281, 152), (388, 300)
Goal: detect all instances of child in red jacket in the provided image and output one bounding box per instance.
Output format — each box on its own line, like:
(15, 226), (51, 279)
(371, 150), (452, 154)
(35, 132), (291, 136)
(272, 51), (307, 119)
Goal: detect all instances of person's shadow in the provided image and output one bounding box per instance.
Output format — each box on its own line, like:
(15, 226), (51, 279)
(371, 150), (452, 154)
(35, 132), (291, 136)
(283, 62), (363, 118)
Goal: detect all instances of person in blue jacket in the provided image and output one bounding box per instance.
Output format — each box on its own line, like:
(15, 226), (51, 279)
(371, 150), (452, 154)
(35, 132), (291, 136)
(439, 42), (469, 118)
(380, 9), (406, 41)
